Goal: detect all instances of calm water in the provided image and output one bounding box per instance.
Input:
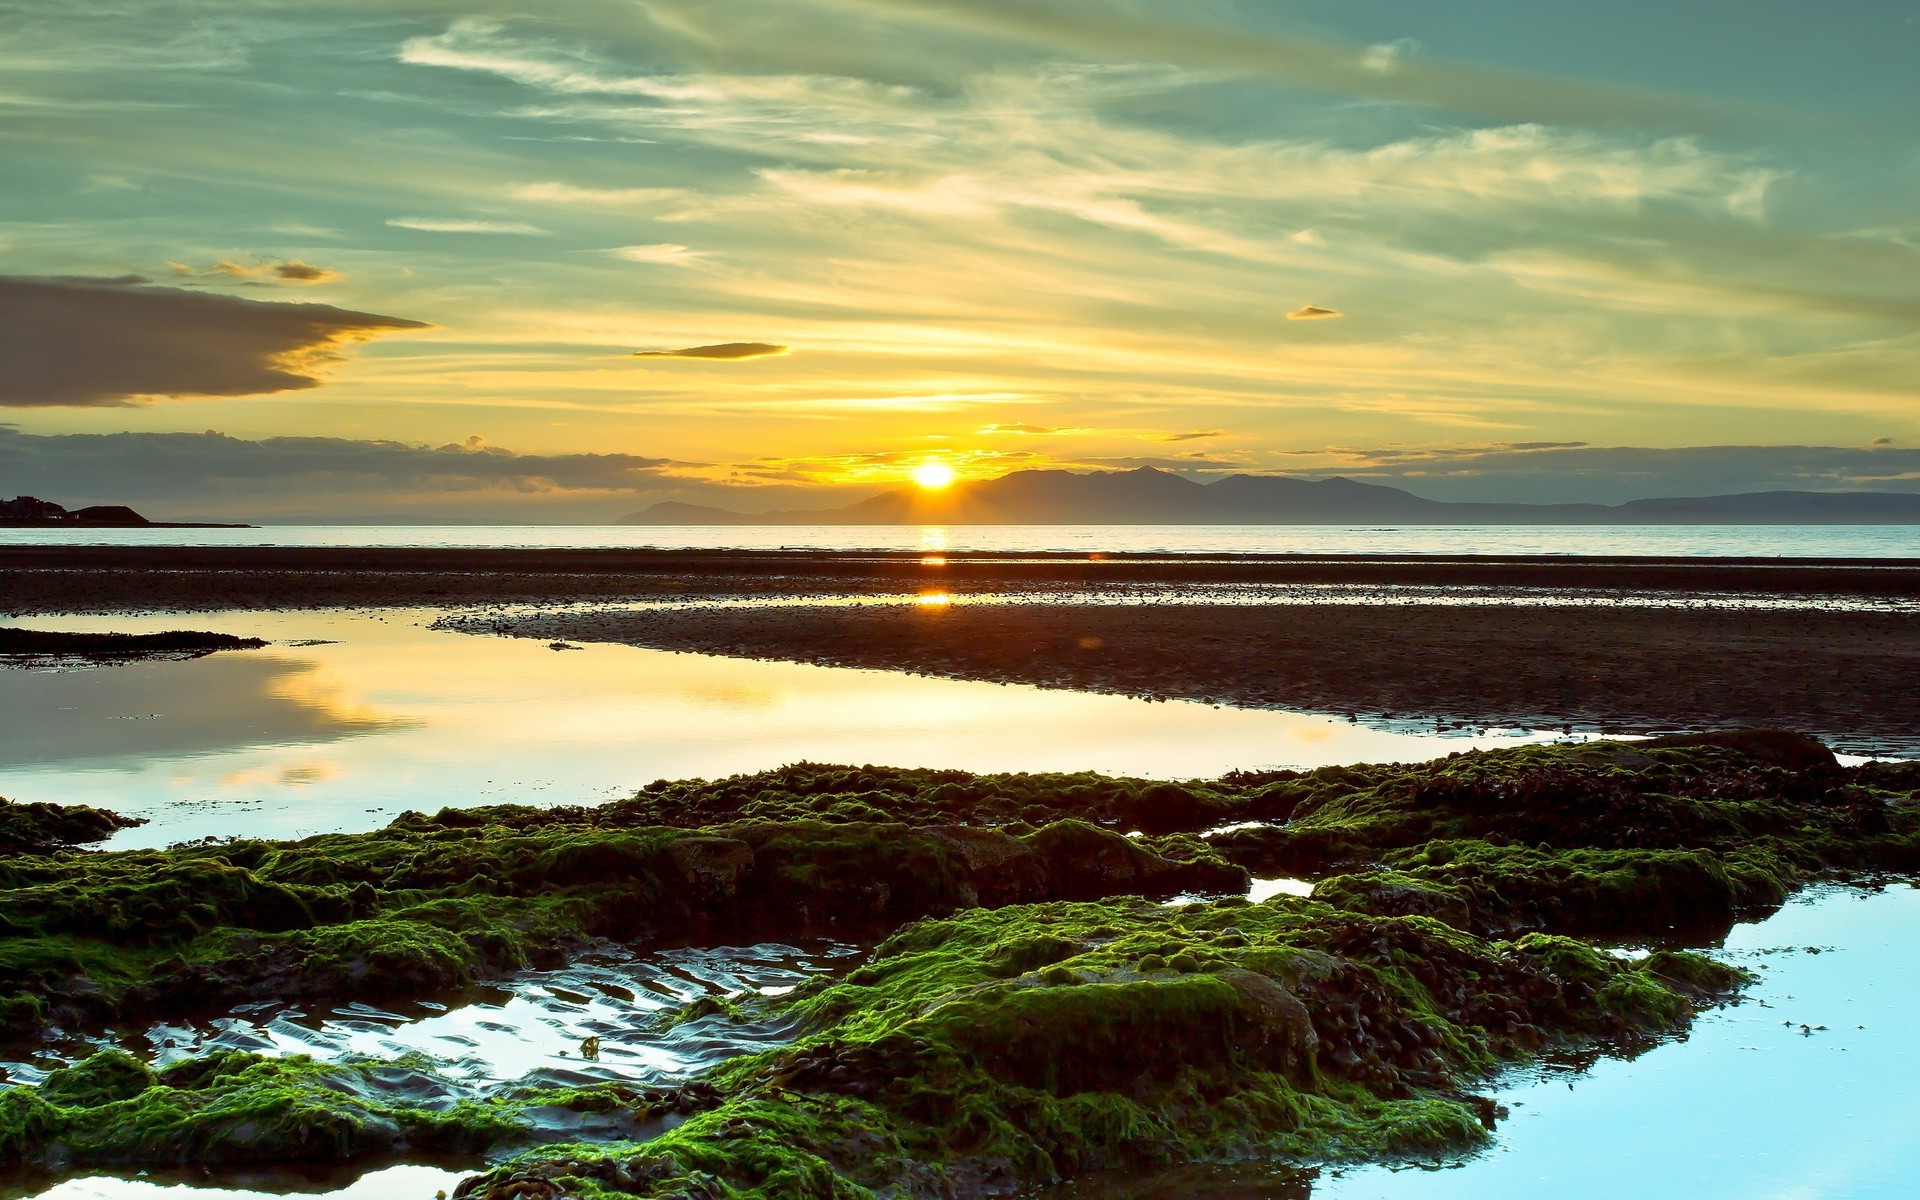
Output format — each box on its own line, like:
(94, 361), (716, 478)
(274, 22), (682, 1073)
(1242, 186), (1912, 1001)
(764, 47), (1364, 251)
(0, 609), (1573, 846)
(6, 523), (1920, 557)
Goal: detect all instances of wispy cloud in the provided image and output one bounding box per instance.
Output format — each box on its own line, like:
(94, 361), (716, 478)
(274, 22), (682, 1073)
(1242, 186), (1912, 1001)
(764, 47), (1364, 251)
(634, 341), (789, 360)
(168, 257), (343, 284)
(511, 181), (690, 206)
(611, 243), (707, 266)
(817, 0), (1782, 136)
(386, 216), (549, 234)
(982, 422), (1077, 435)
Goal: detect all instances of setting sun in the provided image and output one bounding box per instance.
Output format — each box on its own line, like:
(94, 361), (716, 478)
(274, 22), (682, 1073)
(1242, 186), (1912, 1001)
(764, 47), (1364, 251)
(912, 461), (957, 490)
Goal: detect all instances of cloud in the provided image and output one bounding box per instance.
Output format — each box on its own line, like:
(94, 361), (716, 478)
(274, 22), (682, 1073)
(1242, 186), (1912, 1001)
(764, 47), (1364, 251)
(735, 446), (1039, 486)
(821, 0), (1777, 136)
(512, 182), (690, 206)
(1079, 454), (1253, 471)
(168, 258), (343, 284)
(1156, 429), (1225, 442)
(1275, 442), (1920, 504)
(1287, 306), (1341, 320)
(0, 428), (692, 521)
(385, 216), (549, 234)
(0, 275), (426, 407)
(611, 243), (707, 265)
(633, 341), (789, 360)
(981, 422), (1073, 435)
(271, 260), (339, 282)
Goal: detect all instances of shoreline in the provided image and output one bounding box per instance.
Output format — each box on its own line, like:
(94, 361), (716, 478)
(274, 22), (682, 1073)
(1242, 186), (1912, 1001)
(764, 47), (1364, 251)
(6, 546), (1916, 756)
(6, 546), (1920, 617)
(442, 600), (1920, 757)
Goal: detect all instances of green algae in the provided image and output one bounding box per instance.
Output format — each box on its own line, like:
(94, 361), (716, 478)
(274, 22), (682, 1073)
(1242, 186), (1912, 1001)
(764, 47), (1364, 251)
(1, 729), (1914, 1192)
(0, 1047), (671, 1166)
(0, 817), (1241, 1039)
(0, 798), (143, 858)
(453, 894), (1743, 1198)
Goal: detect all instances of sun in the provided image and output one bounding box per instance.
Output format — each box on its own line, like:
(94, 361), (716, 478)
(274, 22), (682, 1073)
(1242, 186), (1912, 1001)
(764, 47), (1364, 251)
(912, 461), (956, 490)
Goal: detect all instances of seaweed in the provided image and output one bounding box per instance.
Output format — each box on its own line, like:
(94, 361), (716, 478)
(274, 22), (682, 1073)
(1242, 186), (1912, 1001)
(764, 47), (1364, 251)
(451, 895), (1745, 1198)
(0, 729), (1912, 1193)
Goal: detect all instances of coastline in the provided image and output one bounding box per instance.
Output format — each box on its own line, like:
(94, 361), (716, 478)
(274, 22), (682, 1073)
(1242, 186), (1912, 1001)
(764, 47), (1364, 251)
(441, 600), (1920, 757)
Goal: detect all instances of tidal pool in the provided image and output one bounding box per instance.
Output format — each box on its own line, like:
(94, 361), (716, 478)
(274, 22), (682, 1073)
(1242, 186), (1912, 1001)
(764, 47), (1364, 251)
(1, 609), (1574, 847)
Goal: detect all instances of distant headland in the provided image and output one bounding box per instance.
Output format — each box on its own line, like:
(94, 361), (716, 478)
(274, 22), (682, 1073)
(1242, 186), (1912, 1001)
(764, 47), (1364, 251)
(624, 467), (1920, 526)
(0, 496), (251, 529)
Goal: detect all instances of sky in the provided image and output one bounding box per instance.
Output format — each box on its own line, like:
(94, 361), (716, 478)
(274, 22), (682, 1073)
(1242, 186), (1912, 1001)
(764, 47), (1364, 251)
(2, 0), (1917, 521)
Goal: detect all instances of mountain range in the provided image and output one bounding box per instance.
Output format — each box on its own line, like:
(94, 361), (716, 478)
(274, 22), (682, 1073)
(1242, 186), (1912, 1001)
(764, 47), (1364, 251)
(622, 468), (1920, 526)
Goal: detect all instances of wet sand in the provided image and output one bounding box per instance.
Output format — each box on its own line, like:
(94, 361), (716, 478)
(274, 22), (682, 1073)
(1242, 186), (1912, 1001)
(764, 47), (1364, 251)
(6, 546), (1918, 754)
(445, 601), (1920, 756)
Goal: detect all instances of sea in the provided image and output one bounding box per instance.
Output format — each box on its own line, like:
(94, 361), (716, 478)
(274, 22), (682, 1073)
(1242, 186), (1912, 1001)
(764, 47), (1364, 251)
(5, 522), (1920, 557)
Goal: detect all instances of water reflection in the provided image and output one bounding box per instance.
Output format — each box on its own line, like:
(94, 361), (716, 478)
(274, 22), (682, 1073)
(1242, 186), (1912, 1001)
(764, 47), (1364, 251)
(3, 1163), (471, 1200)
(3, 944), (857, 1093)
(0, 655), (400, 771)
(2, 610), (1574, 847)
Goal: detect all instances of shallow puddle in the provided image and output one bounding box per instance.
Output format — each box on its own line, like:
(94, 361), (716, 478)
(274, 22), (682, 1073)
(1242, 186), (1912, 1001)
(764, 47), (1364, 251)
(1, 943), (858, 1094)
(4, 1163), (473, 1200)
(0, 609), (1578, 847)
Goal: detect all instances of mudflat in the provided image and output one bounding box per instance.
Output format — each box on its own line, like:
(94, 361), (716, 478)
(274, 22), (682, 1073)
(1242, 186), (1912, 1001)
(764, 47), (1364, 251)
(6, 546), (1918, 753)
(5, 545), (1920, 613)
(446, 600), (1920, 756)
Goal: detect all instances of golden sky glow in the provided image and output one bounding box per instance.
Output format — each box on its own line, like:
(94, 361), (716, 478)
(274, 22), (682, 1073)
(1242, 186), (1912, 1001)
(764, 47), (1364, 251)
(1, 1), (1916, 520)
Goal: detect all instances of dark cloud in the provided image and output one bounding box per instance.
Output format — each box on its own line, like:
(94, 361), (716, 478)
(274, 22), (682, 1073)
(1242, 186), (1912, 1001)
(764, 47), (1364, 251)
(1156, 429), (1225, 442)
(1298, 443), (1920, 504)
(1081, 454), (1252, 471)
(0, 428), (693, 521)
(0, 275), (424, 407)
(168, 259), (343, 284)
(1286, 305), (1341, 320)
(633, 342), (789, 360)
(269, 260), (340, 282)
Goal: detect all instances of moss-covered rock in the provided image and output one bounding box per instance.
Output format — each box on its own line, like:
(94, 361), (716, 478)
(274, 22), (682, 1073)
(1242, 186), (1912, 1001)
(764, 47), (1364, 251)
(0, 1048), (665, 1166)
(0, 814), (1242, 1038)
(453, 895), (1746, 1198)
(0, 797), (144, 856)
(1, 730), (1911, 1192)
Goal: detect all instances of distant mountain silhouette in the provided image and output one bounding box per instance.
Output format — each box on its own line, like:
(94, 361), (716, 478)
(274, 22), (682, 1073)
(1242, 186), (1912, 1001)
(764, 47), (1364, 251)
(622, 467), (1920, 526)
